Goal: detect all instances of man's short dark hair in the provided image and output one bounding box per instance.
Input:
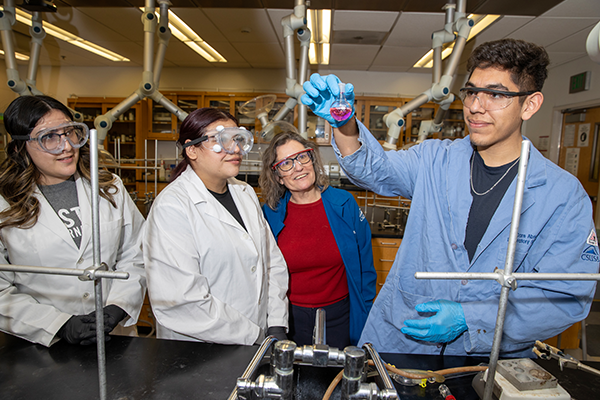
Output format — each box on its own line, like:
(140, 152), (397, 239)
(466, 39), (549, 92)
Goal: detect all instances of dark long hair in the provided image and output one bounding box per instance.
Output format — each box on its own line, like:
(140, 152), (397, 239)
(0, 95), (118, 230)
(171, 107), (239, 181)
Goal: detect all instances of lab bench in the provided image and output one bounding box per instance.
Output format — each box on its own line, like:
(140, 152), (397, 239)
(0, 332), (598, 399)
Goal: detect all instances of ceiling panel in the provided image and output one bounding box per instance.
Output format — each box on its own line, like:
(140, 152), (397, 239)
(546, 52), (589, 68)
(231, 42), (285, 68)
(545, 26), (597, 53)
(333, 10), (399, 33)
(170, 8), (229, 43)
(471, 0), (564, 16)
(328, 44), (380, 70)
(75, 7), (145, 43)
(385, 13), (446, 48)
(266, 9), (292, 45)
(507, 17), (600, 47)
(372, 46), (432, 69)
(474, 15), (534, 44)
(534, 0), (600, 18)
(202, 9), (280, 43)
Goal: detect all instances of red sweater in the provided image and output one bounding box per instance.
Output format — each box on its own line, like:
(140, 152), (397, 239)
(278, 199), (349, 307)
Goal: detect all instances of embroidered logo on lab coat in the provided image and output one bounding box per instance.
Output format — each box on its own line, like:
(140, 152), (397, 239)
(581, 245), (599, 263)
(586, 229), (598, 246)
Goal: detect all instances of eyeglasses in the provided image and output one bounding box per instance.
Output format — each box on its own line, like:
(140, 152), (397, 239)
(272, 149), (313, 172)
(459, 87), (536, 111)
(30, 122), (89, 154)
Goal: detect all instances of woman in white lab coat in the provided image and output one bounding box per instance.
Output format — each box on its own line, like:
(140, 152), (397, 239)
(144, 107), (288, 345)
(0, 95), (146, 347)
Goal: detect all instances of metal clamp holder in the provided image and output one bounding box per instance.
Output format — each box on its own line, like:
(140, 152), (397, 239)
(79, 262), (109, 281)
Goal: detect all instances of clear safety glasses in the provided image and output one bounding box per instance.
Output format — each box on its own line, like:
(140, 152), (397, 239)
(272, 148), (313, 173)
(29, 122), (89, 154)
(183, 126), (254, 156)
(458, 87), (536, 111)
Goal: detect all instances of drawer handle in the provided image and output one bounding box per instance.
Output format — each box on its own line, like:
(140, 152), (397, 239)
(378, 283), (384, 286)
(379, 242), (398, 246)
(379, 259), (395, 262)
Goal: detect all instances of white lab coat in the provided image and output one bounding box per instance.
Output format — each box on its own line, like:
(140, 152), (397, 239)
(0, 174), (146, 347)
(144, 165), (288, 345)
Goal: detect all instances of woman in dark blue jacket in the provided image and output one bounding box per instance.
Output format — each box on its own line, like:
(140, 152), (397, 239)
(260, 131), (376, 348)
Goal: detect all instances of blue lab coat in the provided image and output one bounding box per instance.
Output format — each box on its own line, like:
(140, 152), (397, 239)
(333, 120), (599, 357)
(263, 186), (377, 345)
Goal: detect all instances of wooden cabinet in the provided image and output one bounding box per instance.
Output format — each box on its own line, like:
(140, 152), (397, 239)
(356, 96), (466, 148)
(359, 99), (405, 145)
(68, 97), (144, 193)
(147, 92), (205, 141)
(371, 237), (401, 296)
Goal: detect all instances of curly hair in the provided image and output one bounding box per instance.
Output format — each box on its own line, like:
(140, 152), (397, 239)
(259, 131), (329, 210)
(0, 95), (118, 230)
(466, 39), (549, 92)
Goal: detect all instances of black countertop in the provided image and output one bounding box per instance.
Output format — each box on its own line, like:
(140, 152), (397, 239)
(1, 332), (598, 400)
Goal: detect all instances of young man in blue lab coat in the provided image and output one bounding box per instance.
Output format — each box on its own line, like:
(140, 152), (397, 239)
(301, 38), (599, 357)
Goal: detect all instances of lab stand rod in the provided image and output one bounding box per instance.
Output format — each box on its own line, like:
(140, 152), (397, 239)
(0, 264), (129, 280)
(415, 272), (600, 281)
(90, 129), (108, 400)
(484, 140), (529, 400)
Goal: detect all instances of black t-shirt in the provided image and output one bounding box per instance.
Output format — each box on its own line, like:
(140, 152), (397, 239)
(38, 177), (83, 248)
(464, 151), (520, 262)
(207, 186), (247, 232)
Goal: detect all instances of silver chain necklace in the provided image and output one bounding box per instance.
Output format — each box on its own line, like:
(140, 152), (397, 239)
(470, 153), (520, 196)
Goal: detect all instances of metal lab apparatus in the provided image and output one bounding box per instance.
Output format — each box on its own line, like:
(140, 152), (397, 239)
(232, 310), (398, 400)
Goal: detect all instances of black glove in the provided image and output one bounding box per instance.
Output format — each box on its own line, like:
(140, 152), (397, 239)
(56, 313), (98, 345)
(103, 305), (127, 331)
(266, 326), (288, 341)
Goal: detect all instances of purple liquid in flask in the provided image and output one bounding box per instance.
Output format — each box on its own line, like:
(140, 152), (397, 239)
(330, 82), (352, 122)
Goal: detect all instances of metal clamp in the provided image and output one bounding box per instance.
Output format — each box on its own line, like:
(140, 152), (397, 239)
(79, 262), (109, 281)
(493, 269), (518, 291)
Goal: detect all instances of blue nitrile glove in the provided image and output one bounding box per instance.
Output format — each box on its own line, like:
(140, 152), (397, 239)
(301, 73), (355, 128)
(401, 300), (467, 343)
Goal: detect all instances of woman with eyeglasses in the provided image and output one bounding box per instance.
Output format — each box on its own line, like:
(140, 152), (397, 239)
(260, 131), (376, 348)
(0, 95), (146, 347)
(143, 108), (288, 345)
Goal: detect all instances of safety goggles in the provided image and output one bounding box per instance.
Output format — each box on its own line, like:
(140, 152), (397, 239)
(20, 122), (89, 154)
(183, 126), (254, 156)
(272, 148), (313, 173)
(458, 87), (536, 111)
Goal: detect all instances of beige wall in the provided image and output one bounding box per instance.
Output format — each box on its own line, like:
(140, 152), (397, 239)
(525, 55), (600, 163)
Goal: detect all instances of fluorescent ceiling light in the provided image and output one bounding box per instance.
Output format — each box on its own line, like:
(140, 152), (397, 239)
(13, 8), (130, 62)
(0, 49), (30, 61)
(145, 8), (226, 63)
(413, 14), (500, 68)
(308, 9), (331, 65)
